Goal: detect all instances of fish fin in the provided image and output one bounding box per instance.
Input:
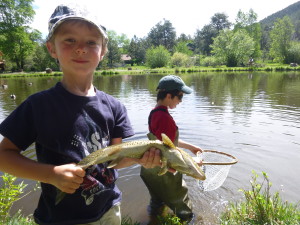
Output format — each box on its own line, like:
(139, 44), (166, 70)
(147, 133), (157, 140)
(158, 159), (168, 176)
(161, 133), (176, 148)
(107, 157), (123, 168)
(158, 166), (168, 176)
(55, 189), (66, 205)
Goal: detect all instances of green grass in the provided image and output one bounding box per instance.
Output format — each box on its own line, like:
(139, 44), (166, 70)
(219, 171), (300, 225)
(2, 171), (300, 224)
(1, 63), (300, 78)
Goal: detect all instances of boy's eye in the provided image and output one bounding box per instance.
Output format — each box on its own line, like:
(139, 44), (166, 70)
(87, 41), (98, 46)
(65, 38), (76, 43)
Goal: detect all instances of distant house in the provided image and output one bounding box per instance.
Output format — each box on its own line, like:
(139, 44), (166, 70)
(121, 54), (133, 65)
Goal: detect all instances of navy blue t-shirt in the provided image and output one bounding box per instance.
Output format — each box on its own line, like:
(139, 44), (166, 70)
(0, 82), (134, 225)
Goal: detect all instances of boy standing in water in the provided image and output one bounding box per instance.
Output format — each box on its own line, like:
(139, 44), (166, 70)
(0, 4), (161, 225)
(140, 75), (203, 224)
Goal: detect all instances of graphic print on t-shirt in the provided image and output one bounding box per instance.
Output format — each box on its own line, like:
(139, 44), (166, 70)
(70, 110), (116, 205)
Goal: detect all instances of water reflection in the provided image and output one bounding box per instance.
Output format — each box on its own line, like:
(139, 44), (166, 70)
(1, 72), (300, 224)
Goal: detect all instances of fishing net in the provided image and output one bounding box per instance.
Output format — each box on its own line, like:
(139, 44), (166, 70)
(194, 150), (238, 191)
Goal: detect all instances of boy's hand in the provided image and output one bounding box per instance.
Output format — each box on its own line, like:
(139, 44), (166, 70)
(138, 148), (176, 173)
(138, 148), (161, 168)
(50, 164), (85, 193)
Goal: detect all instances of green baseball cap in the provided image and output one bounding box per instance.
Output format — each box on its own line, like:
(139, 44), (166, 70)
(157, 75), (192, 94)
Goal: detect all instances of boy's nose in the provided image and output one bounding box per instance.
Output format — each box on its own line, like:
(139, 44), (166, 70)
(76, 45), (87, 54)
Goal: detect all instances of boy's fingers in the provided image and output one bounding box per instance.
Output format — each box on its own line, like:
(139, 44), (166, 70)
(151, 149), (161, 167)
(74, 166), (86, 177)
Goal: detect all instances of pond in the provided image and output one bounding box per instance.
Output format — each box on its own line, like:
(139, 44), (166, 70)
(0, 72), (300, 224)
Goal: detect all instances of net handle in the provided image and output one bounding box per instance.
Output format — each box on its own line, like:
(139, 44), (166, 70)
(200, 149), (238, 165)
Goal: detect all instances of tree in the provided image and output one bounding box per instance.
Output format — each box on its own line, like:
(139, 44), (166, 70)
(146, 45), (170, 68)
(234, 9), (262, 58)
(128, 35), (148, 65)
(147, 19), (176, 51)
(194, 24), (218, 55)
(0, 0), (36, 70)
(193, 12), (231, 55)
(105, 30), (122, 67)
(31, 43), (59, 71)
(176, 33), (192, 43)
(269, 16), (294, 63)
(211, 13), (232, 32)
(286, 41), (300, 64)
(174, 41), (193, 56)
(108, 31), (130, 54)
(211, 29), (255, 67)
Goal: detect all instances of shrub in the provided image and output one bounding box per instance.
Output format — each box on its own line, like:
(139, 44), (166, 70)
(286, 42), (300, 64)
(170, 52), (190, 67)
(220, 171), (300, 225)
(146, 45), (171, 68)
(0, 173), (37, 224)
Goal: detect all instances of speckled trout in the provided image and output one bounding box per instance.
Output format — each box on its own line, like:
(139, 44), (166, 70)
(55, 133), (205, 205)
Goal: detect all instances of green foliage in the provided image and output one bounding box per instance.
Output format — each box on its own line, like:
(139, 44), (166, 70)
(200, 55), (221, 67)
(128, 35), (148, 65)
(146, 45), (171, 68)
(1, 210), (35, 225)
(158, 214), (183, 225)
(0, 0), (35, 29)
(193, 12), (231, 55)
(108, 30), (130, 54)
(0, 0), (36, 70)
(170, 52), (190, 67)
(270, 16), (294, 63)
(147, 19), (176, 51)
(220, 171), (300, 225)
(234, 9), (262, 59)
(173, 41), (193, 56)
(106, 35), (121, 67)
(286, 41), (300, 64)
(211, 13), (232, 32)
(211, 29), (255, 67)
(0, 173), (27, 221)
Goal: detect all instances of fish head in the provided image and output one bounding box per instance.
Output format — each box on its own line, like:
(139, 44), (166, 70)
(167, 148), (206, 180)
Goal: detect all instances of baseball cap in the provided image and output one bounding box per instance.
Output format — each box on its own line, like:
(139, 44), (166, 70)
(157, 75), (192, 94)
(46, 4), (108, 43)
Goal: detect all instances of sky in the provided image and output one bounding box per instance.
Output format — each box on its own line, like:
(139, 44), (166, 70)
(31, 0), (300, 39)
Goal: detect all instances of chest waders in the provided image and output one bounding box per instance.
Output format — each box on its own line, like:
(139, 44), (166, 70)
(140, 108), (193, 221)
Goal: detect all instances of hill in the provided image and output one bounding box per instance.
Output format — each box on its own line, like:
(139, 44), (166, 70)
(260, 1), (300, 27)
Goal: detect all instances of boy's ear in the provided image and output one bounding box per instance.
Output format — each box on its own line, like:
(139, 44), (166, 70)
(100, 50), (106, 61)
(46, 42), (57, 59)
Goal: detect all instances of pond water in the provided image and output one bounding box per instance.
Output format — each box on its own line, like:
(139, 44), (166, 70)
(0, 72), (300, 224)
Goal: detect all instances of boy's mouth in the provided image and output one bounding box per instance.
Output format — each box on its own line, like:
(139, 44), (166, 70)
(73, 59), (88, 63)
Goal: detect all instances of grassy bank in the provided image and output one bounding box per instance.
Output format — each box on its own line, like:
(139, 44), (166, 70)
(1, 64), (300, 78)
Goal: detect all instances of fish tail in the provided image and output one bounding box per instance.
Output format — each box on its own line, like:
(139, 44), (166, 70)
(55, 189), (66, 205)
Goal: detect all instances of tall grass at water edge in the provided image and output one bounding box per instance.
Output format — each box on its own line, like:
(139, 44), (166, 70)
(1, 171), (299, 224)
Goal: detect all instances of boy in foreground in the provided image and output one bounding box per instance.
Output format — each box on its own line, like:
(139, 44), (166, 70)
(140, 75), (203, 224)
(0, 4), (161, 225)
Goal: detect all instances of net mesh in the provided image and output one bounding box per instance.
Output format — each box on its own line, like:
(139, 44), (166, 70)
(196, 151), (235, 191)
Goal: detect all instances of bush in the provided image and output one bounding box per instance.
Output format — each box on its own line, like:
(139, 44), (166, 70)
(146, 45), (171, 68)
(200, 56), (221, 67)
(170, 52), (190, 67)
(0, 173), (36, 224)
(220, 171), (300, 225)
(286, 42), (300, 64)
